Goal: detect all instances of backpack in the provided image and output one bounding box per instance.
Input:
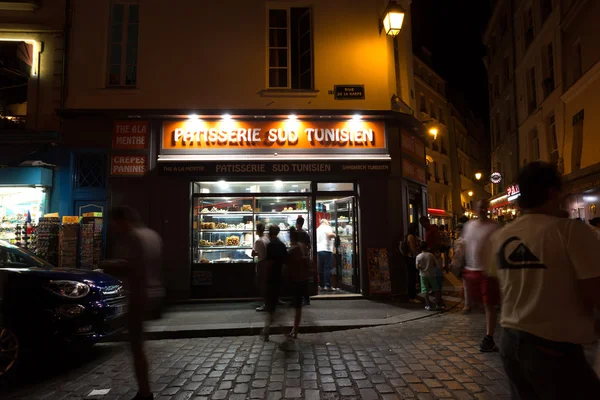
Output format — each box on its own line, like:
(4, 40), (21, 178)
(399, 234), (411, 256)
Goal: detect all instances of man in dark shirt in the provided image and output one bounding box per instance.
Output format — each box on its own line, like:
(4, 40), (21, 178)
(420, 216), (441, 251)
(296, 216), (312, 305)
(261, 225), (287, 341)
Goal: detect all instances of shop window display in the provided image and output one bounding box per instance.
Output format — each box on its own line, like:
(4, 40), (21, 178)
(192, 181), (312, 264)
(0, 187), (47, 243)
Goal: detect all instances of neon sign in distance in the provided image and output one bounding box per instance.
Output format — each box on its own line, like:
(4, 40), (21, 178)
(490, 172), (502, 184)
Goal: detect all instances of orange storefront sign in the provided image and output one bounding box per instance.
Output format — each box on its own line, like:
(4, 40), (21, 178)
(161, 120), (386, 150)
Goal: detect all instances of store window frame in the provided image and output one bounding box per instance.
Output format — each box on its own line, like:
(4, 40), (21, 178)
(190, 180), (362, 294)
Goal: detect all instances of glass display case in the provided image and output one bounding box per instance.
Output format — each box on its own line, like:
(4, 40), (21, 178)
(192, 195), (312, 264)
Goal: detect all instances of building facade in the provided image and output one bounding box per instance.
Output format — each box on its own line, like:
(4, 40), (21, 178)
(560, 0), (600, 220)
(0, 1), (80, 244)
(59, 0), (428, 300)
(483, 0), (521, 219)
(413, 56), (453, 226)
(484, 0), (600, 222)
(413, 56), (489, 226)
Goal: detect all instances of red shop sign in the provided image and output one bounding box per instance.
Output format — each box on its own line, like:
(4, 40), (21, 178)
(110, 154), (147, 176)
(506, 184), (520, 197)
(113, 121), (149, 150)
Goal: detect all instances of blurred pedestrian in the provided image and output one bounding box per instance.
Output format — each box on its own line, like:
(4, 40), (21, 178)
(449, 223), (465, 278)
(253, 222), (270, 312)
(316, 219), (336, 292)
(295, 216), (312, 306)
(489, 162), (600, 398)
(286, 227), (309, 338)
(400, 222), (421, 304)
(260, 225), (287, 341)
(461, 199), (501, 352)
(104, 206), (164, 400)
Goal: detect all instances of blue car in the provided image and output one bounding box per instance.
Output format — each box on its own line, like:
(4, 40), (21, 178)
(0, 240), (127, 377)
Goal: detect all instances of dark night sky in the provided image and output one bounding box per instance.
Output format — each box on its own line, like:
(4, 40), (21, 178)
(412, 0), (492, 122)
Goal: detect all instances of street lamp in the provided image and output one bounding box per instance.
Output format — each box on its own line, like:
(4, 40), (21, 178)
(475, 172), (482, 180)
(380, 1), (405, 37)
(468, 190), (474, 197)
(428, 127), (438, 140)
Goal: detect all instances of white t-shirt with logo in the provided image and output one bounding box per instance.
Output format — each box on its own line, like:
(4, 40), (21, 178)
(489, 214), (600, 344)
(317, 223), (334, 253)
(460, 219), (500, 271)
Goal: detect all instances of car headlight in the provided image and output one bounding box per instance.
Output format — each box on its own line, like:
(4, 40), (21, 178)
(47, 280), (90, 299)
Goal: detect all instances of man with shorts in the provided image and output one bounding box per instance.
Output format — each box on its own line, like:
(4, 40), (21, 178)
(461, 199), (500, 352)
(490, 162), (600, 398)
(416, 242), (443, 310)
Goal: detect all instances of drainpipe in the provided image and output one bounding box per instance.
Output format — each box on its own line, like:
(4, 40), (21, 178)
(60, 0), (72, 115)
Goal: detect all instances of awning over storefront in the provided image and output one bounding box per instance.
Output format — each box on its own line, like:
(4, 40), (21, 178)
(427, 208), (452, 218)
(0, 166), (53, 186)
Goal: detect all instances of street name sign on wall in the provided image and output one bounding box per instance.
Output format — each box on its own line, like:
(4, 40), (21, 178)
(333, 85), (365, 100)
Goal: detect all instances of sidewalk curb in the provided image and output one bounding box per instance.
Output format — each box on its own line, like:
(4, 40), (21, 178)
(107, 301), (463, 342)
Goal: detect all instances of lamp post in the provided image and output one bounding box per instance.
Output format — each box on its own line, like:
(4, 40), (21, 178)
(380, 1), (405, 37)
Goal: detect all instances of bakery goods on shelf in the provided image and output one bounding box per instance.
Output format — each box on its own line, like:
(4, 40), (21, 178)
(241, 205), (253, 211)
(226, 236), (240, 246)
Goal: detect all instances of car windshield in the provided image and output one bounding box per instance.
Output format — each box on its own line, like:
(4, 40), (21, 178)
(0, 241), (55, 269)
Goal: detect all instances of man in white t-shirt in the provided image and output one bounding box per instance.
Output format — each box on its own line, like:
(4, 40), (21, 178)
(316, 219), (336, 291)
(460, 199), (500, 352)
(489, 162), (600, 398)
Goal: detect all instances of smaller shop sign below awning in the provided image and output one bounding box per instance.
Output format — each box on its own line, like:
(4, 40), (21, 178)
(157, 155), (391, 176)
(0, 166), (53, 186)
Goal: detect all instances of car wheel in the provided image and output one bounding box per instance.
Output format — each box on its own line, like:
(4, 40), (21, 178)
(0, 326), (20, 378)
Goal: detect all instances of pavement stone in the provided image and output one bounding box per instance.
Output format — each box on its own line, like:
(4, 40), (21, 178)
(2, 310), (595, 400)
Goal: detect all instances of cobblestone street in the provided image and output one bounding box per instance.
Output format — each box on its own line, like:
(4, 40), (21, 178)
(0, 310), (525, 400)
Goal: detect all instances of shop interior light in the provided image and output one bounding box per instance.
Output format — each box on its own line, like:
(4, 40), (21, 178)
(188, 114), (199, 120)
(291, 184), (299, 188)
(274, 180), (283, 188)
(0, 38), (40, 76)
(351, 114), (362, 121)
(287, 115), (298, 120)
(218, 180), (229, 189)
(221, 114), (232, 120)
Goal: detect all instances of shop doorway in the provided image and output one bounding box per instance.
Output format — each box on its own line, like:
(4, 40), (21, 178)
(315, 196), (358, 294)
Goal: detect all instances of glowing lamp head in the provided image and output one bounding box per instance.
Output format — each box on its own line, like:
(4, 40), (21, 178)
(468, 191), (474, 197)
(428, 127), (438, 139)
(475, 172), (482, 180)
(381, 2), (405, 37)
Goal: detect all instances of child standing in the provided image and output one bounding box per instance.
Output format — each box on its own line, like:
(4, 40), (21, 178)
(416, 242), (445, 311)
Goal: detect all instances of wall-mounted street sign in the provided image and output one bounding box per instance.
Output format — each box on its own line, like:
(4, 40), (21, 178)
(334, 85), (365, 100)
(490, 172), (502, 184)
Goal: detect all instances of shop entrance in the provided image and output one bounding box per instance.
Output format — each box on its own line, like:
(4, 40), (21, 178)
(315, 195), (359, 294)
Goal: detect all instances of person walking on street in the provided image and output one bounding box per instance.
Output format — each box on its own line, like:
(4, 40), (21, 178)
(400, 222), (420, 304)
(286, 227), (309, 338)
(489, 162), (600, 398)
(260, 225), (287, 341)
(253, 222), (270, 312)
(316, 219), (336, 292)
(295, 216), (312, 305)
(460, 199), (501, 352)
(449, 223), (465, 278)
(104, 206), (164, 400)
(416, 242), (444, 310)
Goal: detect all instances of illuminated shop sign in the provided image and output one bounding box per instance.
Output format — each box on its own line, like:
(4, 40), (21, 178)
(161, 120), (386, 151)
(506, 184), (520, 201)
